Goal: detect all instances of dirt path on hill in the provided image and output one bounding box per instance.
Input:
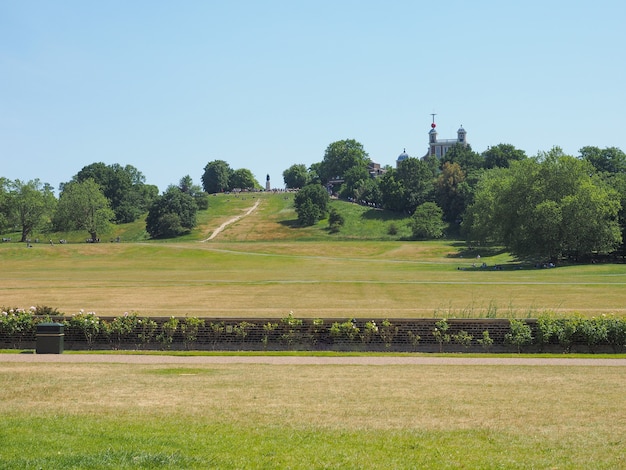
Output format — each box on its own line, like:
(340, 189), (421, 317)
(2, 354), (625, 366)
(201, 199), (261, 242)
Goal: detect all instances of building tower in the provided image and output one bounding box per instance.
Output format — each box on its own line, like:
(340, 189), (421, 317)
(424, 114), (468, 159)
(457, 125), (467, 144)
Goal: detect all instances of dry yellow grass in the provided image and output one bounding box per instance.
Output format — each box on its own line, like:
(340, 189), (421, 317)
(1, 361), (623, 437)
(1, 239), (625, 317)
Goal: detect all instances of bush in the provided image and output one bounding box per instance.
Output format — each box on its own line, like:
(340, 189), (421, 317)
(157, 317), (179, 350)
(233, 321), (255, 343)
(361, 320), (379, 344)
(432, 319), (451, 352)
(330, 319), (360, 343)
(477, 330), (494, 351)
(536, 313), (559, 352)
(578, 317), (608, 353)
(604, 314), (626, 353)
(181, 317), (205, 350)
(106, 312), (139, 350)
(0, 308), (35, 348)
(280, 312), (303, 348)
(137, 317), (157, 349)
(379, 319), (398, 349)
(65, 311), (101, 349)
(409, 202), (446, 239)
(504, 319), (533, 353)
(452, 330), (473, 349)
(328, 208), (345, 233)
(294, 184), (329, 226)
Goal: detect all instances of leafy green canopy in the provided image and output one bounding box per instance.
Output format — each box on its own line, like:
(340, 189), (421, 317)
(53, 179), (115, 240)
(146, 186), (198, 238)
(71, 162), (157, 223)
(463, 147), (622, 260)
(293, 184), (330, 226)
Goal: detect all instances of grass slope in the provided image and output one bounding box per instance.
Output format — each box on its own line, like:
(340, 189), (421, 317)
(1, 193), (625, 317)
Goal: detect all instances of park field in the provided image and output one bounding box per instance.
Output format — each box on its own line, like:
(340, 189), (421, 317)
(1, 193), (625, 318)
(0, 358), (624, 468)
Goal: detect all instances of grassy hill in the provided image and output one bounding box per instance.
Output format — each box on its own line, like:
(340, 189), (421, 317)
(1, 192), (625, 318)
(3, 192), (412, 244)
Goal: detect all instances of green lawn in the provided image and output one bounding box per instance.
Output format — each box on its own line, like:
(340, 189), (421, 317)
(1, 193), (625, 318)
(0, 361), (623, 469)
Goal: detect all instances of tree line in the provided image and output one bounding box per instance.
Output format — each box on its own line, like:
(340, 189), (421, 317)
(284, 140), (626, 261)
(0, 160), (261, 241)
(2, 142), (625, 261)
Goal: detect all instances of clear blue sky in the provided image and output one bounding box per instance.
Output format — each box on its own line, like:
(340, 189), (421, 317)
(2, 0), (625, 193)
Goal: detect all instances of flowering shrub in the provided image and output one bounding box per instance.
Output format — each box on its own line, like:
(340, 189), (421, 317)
(280, 312), (303, 348)
(65, 310), (101, 349)
(156, 317), (179, 350)
(432, 319), (451, 352)
(106, 312), (139, 349)
(379, 319), (398, 349)
(0, 304), (625, 353)
(181, 317), (205, 350)
(361, 320), (378, 344)
(308, 318), (325, 346)
(136, 317), (157, 349)
(329, 319), (360, 343)
(0, 308), (35, 348)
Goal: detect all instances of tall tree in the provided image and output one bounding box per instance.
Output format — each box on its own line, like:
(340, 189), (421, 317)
(318, 139), (369, 185)
(436, 162), (467, 224)
(229, 168), (259, 190)
(201, 160), (231, 194)
(0, 178), (10, 233)
(72, 162), (155, 223)
(7, 179), (56, 242)
(146, 186), (198, 238)
(409, 202), (446, 239)
(482, 143), (527, 169)
(293, 183), (330, 226)
(395, 157), (435, 213)
(283, 164), (309, 189)
(179, 175), (209, 210)
(53, 179), (115, 240)
(463, 148), (622, 260)
(339, 165), (370, 200)
(579, 146), (626, 174)
(440, 143), (483, 173)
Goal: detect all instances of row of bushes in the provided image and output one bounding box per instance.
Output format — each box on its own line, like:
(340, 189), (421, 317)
(1, 307), (626, 353)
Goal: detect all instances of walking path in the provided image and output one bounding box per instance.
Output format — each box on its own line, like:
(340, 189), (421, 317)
(2, 354), (625, 366)
(201, 199), (261, 241)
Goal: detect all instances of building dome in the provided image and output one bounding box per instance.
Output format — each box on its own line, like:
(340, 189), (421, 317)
(397, 148), (409, 163)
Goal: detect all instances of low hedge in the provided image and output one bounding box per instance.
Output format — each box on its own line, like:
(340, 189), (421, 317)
(1, 307), (625, 353)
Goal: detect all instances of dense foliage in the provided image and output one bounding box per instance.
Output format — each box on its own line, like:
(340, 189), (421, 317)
(53, 179), (115, 240)
(145, 186), (198, 238)
(293, 183), (330, 226)
(69, 162), (158, 223)
(463, 148), (622, 260)
(201, 160), (260, 193)
(2, 308), (625, 353)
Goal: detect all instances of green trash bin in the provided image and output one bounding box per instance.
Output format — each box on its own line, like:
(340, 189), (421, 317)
(36, 322), (64, 354)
